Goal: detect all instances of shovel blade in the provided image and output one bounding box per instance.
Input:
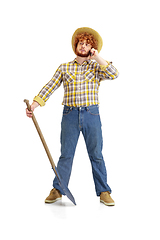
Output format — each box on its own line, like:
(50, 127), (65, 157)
(54, 167), (76, 205)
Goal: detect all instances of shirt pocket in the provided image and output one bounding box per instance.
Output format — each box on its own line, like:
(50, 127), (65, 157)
(64, 72), (75, 84)
(84, 70), (95, 82)
(83, 70), (100, 87)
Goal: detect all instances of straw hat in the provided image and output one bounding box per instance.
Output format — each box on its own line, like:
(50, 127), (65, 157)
(72, 27), (103, 54)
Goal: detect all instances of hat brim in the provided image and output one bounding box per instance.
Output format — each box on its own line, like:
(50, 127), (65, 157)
(72, 27), (103, 54)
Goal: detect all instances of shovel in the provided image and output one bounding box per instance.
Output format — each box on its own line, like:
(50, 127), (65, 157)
(24, 99), (76, 205)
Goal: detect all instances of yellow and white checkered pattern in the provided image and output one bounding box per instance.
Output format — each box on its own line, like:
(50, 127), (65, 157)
(34, 59), (119, 107)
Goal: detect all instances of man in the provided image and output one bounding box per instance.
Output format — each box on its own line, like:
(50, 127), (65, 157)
(26, 27), (119, 206)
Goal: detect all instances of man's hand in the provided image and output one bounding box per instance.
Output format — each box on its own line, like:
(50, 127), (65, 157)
(89, 48), (98, 59)
(90, 48), (108, 65)
(26, 101), (39, 118)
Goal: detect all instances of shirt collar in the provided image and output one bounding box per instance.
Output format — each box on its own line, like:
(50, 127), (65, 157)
(73, 58), (91, 65)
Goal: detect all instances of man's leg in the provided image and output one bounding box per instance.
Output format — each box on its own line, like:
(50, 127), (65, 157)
(53, 106), (80, 195)
(82, 105), (112, 196)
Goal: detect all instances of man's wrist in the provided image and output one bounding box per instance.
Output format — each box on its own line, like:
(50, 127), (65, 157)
(33, 101), (40, 108)
(94, 55), (108, 65)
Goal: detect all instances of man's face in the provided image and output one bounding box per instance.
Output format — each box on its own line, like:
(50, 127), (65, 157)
(75, 40), (92, 57)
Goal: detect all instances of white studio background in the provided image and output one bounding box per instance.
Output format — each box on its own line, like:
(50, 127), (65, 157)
(0, 0), (160, 239)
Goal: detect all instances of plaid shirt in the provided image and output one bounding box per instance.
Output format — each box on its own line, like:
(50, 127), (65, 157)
(34, 59), (119, 107)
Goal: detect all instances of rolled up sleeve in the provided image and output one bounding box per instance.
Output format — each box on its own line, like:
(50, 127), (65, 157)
(99, 62), (119, 81)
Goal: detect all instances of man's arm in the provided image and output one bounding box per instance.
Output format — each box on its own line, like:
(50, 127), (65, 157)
(33, 65), (63, 107)
(89, 48), (108, 65)
(90, 48), (119, 80)
(90, 48), (108, 65)
(26, 65), (63, 118)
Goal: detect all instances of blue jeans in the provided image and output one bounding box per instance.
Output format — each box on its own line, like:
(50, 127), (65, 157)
(53, 105), (111, 196)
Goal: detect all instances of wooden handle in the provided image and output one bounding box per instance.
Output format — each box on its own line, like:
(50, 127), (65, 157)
(24, 99), (31, 111)
(24, 99), (58, 178)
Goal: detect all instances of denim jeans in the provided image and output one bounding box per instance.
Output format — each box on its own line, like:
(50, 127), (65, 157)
(53, 105), (111, 196)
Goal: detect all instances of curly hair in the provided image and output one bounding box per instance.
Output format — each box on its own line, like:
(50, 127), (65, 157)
(74, 32), (98, 51)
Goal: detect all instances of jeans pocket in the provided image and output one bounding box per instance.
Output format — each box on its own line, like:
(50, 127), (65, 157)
(88, 106), (99, 115)
(63, 106), (72, 115)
